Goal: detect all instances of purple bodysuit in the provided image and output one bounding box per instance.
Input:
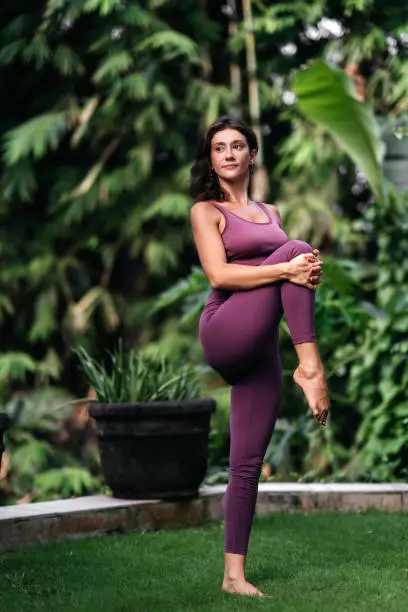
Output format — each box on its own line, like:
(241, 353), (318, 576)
(198, 201), (316, 555)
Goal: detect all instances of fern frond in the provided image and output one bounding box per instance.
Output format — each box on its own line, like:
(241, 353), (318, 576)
(134, 106), (165, 133)
(0, 40), (26, 65)
(93, 51), (133, 83)
(53, 44), (85, 75)
(186, 79), (234, 126)
(34, 467), (99, 497)
(5, 388), (75, 432)
(1, 159), (38, 202)
(153, 82), (175, 113)
(0, 294), (14, 322)
(27, 254), (56, 285)
(23, 34), (51, 69)
(142, 193), (191, 221)
(3, 112), (68, 164)
(1, 15), (30, 38)
(121, 73), (150, 101)
(123, 4), (164, 29)
(136, 31), (201, 64)
(36, 348), (63, 382)
(84, 0), (121, 15)
(144, 240), (178, 275)
(10, 440), (53, 476)
(0, 352), (37, 382)
(29, 288), (58, 342)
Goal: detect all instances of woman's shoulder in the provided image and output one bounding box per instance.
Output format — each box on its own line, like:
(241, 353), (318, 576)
(260, 202), (282, 223)
(190, 200), (220, 222)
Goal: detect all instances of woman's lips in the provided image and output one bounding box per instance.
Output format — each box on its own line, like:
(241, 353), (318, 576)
(223, 164), (239, 169)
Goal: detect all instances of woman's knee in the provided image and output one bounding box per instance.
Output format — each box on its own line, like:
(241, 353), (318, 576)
(286, 239), (313, 258)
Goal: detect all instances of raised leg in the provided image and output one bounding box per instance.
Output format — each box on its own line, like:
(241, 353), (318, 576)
(199, 239), (316, 384)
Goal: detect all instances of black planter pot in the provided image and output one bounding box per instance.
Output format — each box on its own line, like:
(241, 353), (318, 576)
(0, 413), (10, 472)
(89, 398), (216, 500)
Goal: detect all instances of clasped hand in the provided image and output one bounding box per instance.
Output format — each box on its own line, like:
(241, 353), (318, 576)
(287, 249), (323, 291)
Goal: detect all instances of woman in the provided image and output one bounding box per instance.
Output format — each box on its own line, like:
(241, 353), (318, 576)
(190, 116), (330, 598)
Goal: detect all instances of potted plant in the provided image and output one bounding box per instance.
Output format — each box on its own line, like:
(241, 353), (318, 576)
(76, 344), (216, 501)
(0, 413), (10, 472)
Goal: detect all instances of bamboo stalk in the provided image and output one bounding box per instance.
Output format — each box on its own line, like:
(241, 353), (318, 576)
(242, 0), (269, 202)
(227, 0), (242, 117)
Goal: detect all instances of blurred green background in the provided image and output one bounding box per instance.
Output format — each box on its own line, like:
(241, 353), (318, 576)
(1, 0), (408, 504)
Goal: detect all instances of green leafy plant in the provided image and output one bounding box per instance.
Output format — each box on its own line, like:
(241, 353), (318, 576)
(1, 388), (101, 504)
(293, 59), (385, 202)
(341, 188), (408, 481)
(76, 343), (203, 403)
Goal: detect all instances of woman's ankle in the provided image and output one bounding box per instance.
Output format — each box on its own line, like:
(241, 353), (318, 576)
(223, 552), (246, 582)
(297, 362), (324, 377)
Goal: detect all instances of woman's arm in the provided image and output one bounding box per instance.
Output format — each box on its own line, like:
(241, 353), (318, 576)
(190, 201), (321, 291)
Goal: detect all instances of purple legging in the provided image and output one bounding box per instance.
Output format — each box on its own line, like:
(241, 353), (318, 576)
(199, 240), (316, 555)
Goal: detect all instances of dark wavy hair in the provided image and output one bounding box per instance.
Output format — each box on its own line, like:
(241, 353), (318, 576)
(190, 115), (258, 202)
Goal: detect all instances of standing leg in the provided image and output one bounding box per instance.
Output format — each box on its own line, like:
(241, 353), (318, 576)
(224, 338), (282, 553)
(221, 340), (282, 597)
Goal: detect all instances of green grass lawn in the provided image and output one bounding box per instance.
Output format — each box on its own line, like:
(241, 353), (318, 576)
(1, 512), (408, 611)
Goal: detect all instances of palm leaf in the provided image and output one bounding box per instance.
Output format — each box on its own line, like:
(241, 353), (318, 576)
(292, 59), (385, 202)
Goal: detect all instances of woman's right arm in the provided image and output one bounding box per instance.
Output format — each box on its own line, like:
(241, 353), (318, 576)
(190, 201), (321, 291)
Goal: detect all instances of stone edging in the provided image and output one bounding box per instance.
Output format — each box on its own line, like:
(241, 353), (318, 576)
(1, 483), (408, 551)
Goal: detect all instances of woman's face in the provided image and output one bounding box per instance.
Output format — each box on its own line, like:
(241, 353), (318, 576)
(210, 128), (256, 181)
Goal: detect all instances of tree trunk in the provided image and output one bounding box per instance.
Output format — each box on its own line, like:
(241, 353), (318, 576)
(242, 0), (269, 202)
(227, 0), (242, 117)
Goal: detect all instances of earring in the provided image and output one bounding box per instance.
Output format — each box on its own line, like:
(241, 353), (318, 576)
(249, 162), (255, 175)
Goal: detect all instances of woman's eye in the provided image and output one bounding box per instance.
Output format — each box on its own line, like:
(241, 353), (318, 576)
(235, 144), (242, 150)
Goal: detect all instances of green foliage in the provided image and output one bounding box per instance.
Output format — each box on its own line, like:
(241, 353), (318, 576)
(76, 343), (203, 403)
(34, 467), (100, 499)
(293, 60), (385, 202)
(2, 388), (100, 503)
(3, 113), (69, 164)
(151, 266), (211, 323)
(0, 0), (219, 427)
(0, 352), (37, 382)
(343, 189), (408, 481)
(0, 0), (407, 498)
(136, 31), (201, 63)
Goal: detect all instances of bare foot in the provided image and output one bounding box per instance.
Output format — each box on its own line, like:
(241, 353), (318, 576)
(222, 577), (264, 597)
(293, 364), (330, 424)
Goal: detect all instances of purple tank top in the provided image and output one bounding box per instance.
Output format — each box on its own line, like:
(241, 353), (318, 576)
(202, 201), (289, 313)
(209, 200), (288, 266)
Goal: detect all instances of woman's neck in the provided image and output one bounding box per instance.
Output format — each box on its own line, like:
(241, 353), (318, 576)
(218, 176), (250, 207)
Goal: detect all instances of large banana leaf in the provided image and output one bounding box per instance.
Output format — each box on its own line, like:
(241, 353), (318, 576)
(293, 59), (385, 202)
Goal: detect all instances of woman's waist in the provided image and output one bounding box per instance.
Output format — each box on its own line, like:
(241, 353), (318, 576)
(203, 258), (264, 308)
